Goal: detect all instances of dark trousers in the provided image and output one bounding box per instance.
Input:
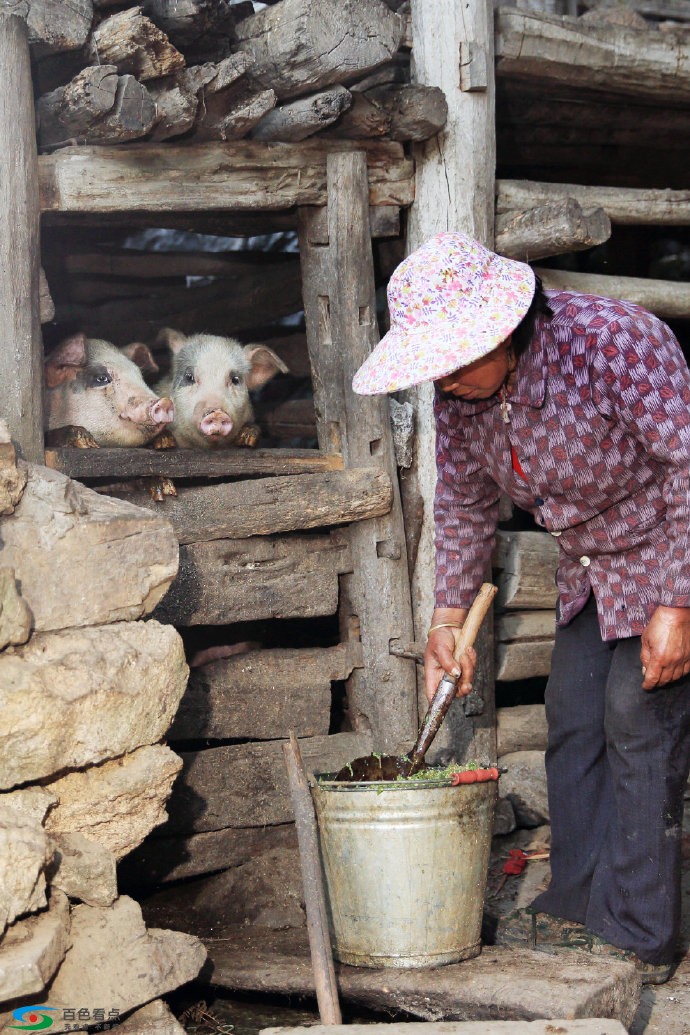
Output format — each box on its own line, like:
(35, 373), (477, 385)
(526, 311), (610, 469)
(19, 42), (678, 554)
(531, 594), (690, 964)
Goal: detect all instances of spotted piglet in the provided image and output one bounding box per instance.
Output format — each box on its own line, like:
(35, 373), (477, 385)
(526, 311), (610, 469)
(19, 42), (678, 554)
(157, 329), (288, 449)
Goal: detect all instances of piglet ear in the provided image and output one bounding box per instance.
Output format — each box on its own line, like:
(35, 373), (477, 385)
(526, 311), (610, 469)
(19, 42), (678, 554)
(122, 342), (159, 375)
(44, 333), (87, 388)
(155, 327), (188, 355)
(244, 345), (289, 390)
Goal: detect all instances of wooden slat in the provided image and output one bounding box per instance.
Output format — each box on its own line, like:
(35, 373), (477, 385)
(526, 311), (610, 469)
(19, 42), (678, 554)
(0, 15), (43, 462)
(298, 153), (418, 754)
(117, 466), (392, 544)
(38, 140), (414, 213)
(153, 531), (353, 625)
(159, 732), (373, 833)
(44, 446), (342, 479)
(496, 6), (690, 103)
(495, 199), (611, 262)
(497, 179), (690, 227)
(495, 640), (553, 682)
(536, 267), (690, 320)
(168, 644), (361, 741)
(494, 531), (559, 611)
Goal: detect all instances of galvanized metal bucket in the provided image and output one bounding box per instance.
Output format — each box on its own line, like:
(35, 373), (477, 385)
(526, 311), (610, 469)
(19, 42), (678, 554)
(312, 776), (497, 968)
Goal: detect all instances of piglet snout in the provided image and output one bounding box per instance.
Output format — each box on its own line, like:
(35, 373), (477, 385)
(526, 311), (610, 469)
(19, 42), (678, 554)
(150, 397), (175, 425)
(200, 409), (234, 437)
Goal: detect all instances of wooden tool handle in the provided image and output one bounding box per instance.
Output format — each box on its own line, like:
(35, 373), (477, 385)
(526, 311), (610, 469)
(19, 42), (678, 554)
(451, 582), (498, 669)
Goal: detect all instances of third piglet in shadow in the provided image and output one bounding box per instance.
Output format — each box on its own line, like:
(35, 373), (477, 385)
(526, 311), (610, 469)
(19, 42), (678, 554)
(157, 329), (288, 449)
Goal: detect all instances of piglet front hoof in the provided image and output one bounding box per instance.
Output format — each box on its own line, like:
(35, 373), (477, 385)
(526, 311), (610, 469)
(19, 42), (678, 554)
(237, 423), (261, 448)
(45, 425), (100, 449)
(144, 476), (177, 502)
(151, 429), (178, 450)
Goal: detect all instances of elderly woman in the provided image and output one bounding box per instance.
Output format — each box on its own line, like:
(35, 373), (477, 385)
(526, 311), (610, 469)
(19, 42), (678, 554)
(352, 232), (690, 985)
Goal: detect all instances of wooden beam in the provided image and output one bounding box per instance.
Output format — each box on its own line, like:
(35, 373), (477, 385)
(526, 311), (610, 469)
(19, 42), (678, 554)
(160, 732), (373, 833)
(496, 6), (690, 103)
(495, 610), (556, 682)
(0, 14), (43, 462)
(27, 0), (93, 55)
(168, 644), (360, 741)
(497, 179), (690, 226)
(298, 152), (418, 754)
(152, 531), (353, 625)
(495, 198), (611, 261)
(404, 0), (497, 764)
(494, 531), (559, 611)
(536, 267), (690, 320)
(44, 446), (341, 480)
(114, 466), (392, 545)
(38, 140), (415, 213)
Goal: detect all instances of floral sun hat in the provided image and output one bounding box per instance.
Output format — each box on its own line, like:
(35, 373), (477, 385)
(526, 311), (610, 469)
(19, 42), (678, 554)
(352, 232), (535, 395)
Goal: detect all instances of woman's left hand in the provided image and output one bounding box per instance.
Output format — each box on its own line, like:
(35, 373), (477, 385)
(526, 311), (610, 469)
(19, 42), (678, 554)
(640, 605), (690, 690)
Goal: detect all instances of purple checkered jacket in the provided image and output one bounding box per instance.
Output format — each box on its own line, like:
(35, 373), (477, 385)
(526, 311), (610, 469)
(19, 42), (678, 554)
(434, 290), (690, 640)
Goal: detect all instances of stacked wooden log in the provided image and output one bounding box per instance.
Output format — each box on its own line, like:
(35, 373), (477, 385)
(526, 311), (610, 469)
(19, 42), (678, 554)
(32, 0), (447, 148)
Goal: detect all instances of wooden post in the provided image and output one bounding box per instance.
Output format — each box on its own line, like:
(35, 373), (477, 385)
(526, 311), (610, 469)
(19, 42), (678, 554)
(0, 14), (43, 462)
(403, 0), (497, 761)
(298, 152), (418, 753)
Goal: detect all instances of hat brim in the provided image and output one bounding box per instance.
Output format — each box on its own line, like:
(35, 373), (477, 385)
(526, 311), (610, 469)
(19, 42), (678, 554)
(352, 254), (535, 395)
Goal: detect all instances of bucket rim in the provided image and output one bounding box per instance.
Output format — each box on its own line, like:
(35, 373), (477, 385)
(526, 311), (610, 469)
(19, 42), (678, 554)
(312, 772), (491, 791)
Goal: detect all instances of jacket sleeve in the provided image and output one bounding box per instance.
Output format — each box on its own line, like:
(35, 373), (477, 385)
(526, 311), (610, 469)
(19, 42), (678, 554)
(433, 392), (501, 608)
(590, 309), (690, 608)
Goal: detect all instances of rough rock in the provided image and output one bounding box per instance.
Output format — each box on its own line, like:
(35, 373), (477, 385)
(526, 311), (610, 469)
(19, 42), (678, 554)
(41, 897), (206, 1032)
(499, 750), (549, 827)
(0, 786), (56, 824)
(0, 621), (187, 789)
(49, 831), (118, 907)
(0, 809), (52, 934)
(0, 890), (70, 1002)
(141, 846), (305, 935)
(0, 464), (178, 632)
(119, 1000), (186, 1035)
(263, 1024), (630, 1035)
(492, 795), (517, 837)
(0, 568), (32, 650)
(45, 745), (183, 860)
(0, 421), (27, 514)
(497, 705), (549, 757)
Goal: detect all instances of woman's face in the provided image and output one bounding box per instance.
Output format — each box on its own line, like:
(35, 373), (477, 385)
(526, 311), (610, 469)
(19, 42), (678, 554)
(434, 339), (512, 400)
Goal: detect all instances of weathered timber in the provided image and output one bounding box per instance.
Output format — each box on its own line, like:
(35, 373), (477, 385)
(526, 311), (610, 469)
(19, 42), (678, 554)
(404, 0), (497, 764)
(328, 92), (391, 139)
(263, 399), (317, 442)
(86, 7), (184, 81)
(494, 532), (559, 611)
(497, 179), (690, 226)
(152, 532), (353, 625)
(0, 15), (43, 462)
(52, 258), (304, 341)
(252, 87), (353, 142)
(168, 644), (360, 740)
(204, 926), (641, 1028)
(192, 84), (277, 141)
(147, 75), (198, 141)
(495, 6), (690, 102)
(298, 155), (417, 753)
(160, 732), (373, 832)
(37, 65), (156, 147)
(38, 140), (415, 212)
(495, 199), (611, 261)
(39, 267), (54, 323)
(121, 823), (297, 887)
(61, 250), (287, 280)
(234, 0), (403, 101)
(536, 267), (690, 320)
(497, 703), (549, 757)
(364, 83), (448, 141)
(496, 610), (557, 644)
(496, 639), (554, 681)
(182, 51), (253, 96)
(26, 0), (93, 54)
(44, 446), (340, 480)
(141, 0), (247, 59)
(117, 467), (392, 545)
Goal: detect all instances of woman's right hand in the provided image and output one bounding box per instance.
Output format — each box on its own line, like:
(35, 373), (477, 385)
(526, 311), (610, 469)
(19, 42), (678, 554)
(424, 608), (474, 704)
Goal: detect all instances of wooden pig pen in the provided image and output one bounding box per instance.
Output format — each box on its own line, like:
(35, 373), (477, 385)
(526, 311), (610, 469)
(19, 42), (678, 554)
(2, 0), (690, 1018)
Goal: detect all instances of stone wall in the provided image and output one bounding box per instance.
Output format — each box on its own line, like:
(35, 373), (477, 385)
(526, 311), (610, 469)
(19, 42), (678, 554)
(0, 422), (205, 1035)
